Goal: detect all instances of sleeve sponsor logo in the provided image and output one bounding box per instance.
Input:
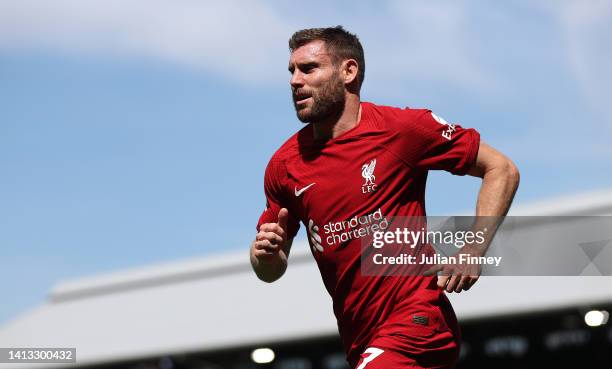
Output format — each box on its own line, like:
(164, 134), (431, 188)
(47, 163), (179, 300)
(431, 112), (456, 140)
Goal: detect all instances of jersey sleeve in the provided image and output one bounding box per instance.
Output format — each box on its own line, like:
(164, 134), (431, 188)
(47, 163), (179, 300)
(399, 109), (480, 175)
(256, 157), (300, 239)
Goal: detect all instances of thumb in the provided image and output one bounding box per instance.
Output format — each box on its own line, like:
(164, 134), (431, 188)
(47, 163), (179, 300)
(277, 208), (289, 231)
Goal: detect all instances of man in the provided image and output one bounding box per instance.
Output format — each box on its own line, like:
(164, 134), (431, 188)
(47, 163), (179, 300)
(250, 26), (519, 369)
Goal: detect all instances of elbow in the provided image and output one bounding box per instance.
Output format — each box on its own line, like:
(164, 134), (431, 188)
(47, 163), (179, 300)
(484, 156), (520, 190)
(506, 159), (520, 190)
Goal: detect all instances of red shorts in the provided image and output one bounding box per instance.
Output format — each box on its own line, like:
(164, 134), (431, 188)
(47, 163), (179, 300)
(349, 282), (461, 369)
(354, 340), (458, 369)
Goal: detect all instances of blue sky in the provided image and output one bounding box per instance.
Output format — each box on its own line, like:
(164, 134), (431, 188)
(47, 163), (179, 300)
(1, 1), (611, 324)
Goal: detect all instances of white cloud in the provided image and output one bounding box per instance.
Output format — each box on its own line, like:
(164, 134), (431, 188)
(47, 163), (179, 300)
(1, 0), (609, 118)
(0, 0), (294, 84)
(0, 0), (502, 94)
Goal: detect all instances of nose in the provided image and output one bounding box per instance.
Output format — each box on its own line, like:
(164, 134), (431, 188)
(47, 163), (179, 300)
(290, 69), (304, 88)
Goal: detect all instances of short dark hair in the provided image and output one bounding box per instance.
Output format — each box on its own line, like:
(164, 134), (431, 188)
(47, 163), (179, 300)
(289, 25), (365, 88)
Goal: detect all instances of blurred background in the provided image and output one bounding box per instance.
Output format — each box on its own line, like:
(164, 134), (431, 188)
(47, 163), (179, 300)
(1, 1), (611, 368)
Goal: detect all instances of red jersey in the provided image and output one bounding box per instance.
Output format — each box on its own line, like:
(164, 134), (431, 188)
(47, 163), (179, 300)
(257, 102), (480, 367)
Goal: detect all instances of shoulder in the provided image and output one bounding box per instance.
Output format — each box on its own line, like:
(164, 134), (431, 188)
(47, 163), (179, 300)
(267, 127), (304, 165)
(363, 102), (431, 131)
(264, 125), (309, 181)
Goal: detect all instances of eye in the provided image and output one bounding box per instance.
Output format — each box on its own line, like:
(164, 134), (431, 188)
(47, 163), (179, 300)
(303, 64), (316, 73)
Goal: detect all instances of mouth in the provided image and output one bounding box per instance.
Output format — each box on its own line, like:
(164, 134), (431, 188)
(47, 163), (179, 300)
(295, 97), (312, 106)
(293, 93), (312, 106)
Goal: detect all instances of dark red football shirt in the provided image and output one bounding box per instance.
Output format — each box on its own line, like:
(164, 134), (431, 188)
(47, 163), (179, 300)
(257, 102), (480, 367)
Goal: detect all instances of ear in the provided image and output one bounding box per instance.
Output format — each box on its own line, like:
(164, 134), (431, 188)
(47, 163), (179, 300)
(341, 59), (359, 85)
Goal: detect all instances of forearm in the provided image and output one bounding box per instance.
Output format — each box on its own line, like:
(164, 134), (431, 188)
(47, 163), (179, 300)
(475, 160), (520, 217)
(431, 142), (519, 292)
(472, 158), (520, 250)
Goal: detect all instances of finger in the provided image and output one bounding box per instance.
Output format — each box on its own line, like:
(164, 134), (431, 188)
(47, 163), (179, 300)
(277, 208), (289, 232)
(446, 274), (461, 293)
(253, 239), (271, 250)
(254, 239), (278, 252)
(256, 231), (283, 244)
(464, 276), (478, 291)
(271, 224), (286, 238)
(423, 264), (443, 277)
(253, 247), (280, 260)
(463, 276), (475, 292)
(455, 276), (469, 293)
(259, 224), (286, 239)
(256, 232), (265, 241)
(437, 274), (449, 289)
(253, 247), (273, 257)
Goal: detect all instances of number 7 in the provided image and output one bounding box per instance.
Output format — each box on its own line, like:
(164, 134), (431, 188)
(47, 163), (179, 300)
(356, 347), (384, 369)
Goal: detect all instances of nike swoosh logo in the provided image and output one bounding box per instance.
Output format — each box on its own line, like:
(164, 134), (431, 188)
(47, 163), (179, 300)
(295, 183), (316, 196)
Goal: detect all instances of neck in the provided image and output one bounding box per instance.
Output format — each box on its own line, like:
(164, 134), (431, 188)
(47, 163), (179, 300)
(312, 94), (361, 141)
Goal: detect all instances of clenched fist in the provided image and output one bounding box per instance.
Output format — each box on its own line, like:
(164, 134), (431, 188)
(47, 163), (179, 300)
(250, 208), (292, 282)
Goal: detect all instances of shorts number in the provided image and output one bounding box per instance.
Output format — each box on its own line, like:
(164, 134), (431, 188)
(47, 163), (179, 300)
(356, 347), (384, 369)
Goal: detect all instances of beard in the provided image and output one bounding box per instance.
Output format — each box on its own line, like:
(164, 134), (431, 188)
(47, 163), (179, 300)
(293, 73), (345, 123)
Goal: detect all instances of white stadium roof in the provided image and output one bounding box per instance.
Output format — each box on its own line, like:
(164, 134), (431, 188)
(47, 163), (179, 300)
(1, 190), (612, 368)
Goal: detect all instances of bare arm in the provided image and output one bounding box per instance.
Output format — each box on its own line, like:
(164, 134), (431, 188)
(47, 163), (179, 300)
(428, 141), (520, 292)
(466, 141), (520, 217)
(250, 208), (294, 283)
